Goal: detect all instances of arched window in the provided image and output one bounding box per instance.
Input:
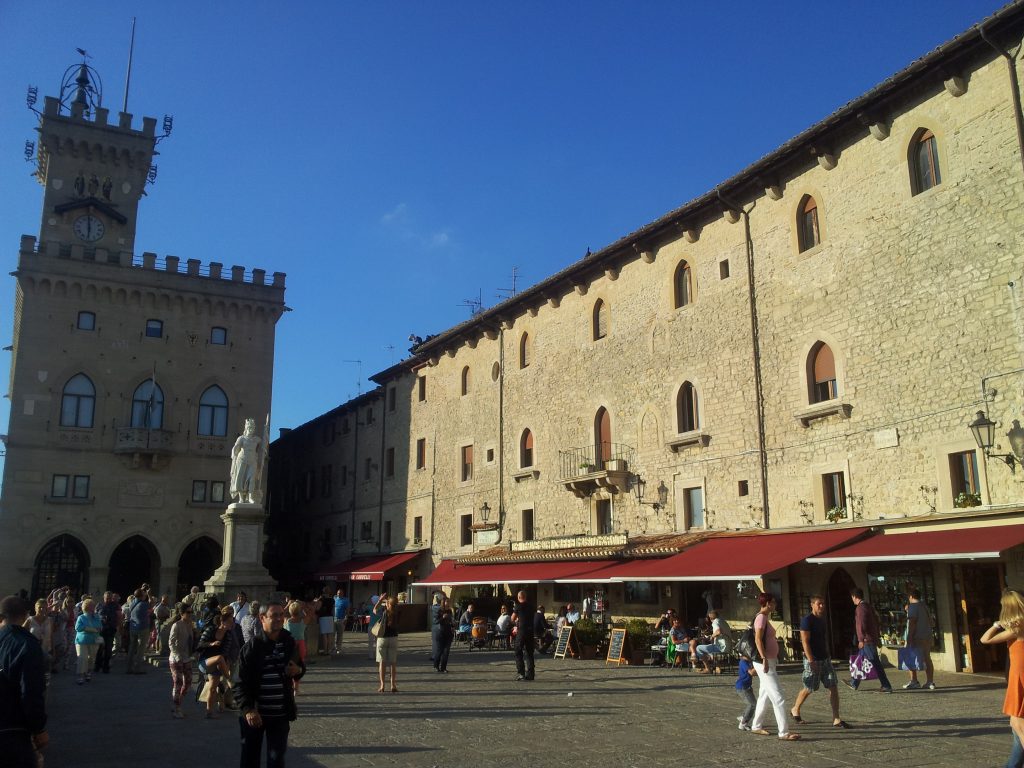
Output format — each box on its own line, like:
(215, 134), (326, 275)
(594, 407), (612, 466)
(60, 373), (95, 428)
(520, 429), (534, 468)
(808, 342), (837, 403)
(673, 261), (693, 308)
(461, 366), (470, 396)
(520, 428), (536, 468)
(676, 381), (700, 433)
(593, 299), (608, 340)
(911, 129), (941, 195)
(197, 385), (229, 436)
(131, 379), (164, 429)
(797, 195), (820, 252)
(519, 332), (531, 369)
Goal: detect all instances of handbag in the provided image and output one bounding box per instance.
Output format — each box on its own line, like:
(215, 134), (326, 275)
(370, 616), (385, 639)
(898, 646), (924, 671)
(849, 650), (879, 680)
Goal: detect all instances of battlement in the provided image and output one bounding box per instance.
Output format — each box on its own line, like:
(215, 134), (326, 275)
(42, 95), (156, 138)
(18, 234), (286, 288)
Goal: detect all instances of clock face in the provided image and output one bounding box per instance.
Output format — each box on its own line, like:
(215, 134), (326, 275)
(73, 214), (105, 242)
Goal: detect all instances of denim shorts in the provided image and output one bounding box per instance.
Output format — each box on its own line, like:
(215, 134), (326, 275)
(802, 657), (837, 691)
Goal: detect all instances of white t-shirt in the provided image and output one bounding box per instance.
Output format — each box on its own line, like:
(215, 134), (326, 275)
(496, 614), (512, 633)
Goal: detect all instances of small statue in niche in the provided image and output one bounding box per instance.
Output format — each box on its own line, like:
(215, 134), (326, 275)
(87, 174), (99, 196)
(74, 172), (86, 196)
(229, 418), (262, 504)
(101, 176), (113, 200)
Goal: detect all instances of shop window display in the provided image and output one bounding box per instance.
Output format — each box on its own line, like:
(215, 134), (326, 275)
(867, 566), (941, 650)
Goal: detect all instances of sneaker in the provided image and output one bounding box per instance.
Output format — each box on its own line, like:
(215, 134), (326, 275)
(925, 682), (936, 690)
(902, 680), (921, 690)
(878, 687), (893, 693)
(843, 679), (857, 691)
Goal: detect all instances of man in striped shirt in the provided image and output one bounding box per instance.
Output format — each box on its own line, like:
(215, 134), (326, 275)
(237, 602), (305, 768)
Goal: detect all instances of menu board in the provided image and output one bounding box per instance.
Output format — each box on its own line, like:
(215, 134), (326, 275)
(606, 628), (627, 665)
(553, 625), (574, 659)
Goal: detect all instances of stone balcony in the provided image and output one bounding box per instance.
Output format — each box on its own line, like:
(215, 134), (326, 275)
(114, 427), (176, 461)
(559, 443), (635, 499)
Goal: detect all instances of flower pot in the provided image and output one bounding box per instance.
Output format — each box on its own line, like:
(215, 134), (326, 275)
(604, 459), (627, 471)
(579, 644), (597, 660)
(629, 649), (647, 666)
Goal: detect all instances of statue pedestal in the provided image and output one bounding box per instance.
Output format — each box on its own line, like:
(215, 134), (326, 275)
(204, 502), (277, 601)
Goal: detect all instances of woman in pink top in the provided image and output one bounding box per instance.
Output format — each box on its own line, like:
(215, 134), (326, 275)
(750, 593), (800, 740)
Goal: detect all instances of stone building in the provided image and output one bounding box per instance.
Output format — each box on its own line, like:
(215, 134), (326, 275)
(270, 4), (1024, 671)
(0, 63), (287, 600)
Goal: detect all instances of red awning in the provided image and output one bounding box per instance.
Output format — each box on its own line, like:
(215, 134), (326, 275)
(553, 559), (669, 583)
(318, 550), (422, 581)
(806, 524), (1024, 563)
(613, 528), (869, 581)
(413, 559), (624, 587)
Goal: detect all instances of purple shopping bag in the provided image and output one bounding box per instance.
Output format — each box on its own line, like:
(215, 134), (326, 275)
(898, 646), (924, 671)
(849, 650), (879, 680)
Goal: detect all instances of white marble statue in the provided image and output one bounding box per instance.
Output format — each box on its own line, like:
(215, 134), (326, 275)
(230, 418), (262, 504)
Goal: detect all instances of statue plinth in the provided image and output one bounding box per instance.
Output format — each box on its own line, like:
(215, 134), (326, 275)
(204, 501), (277, 601)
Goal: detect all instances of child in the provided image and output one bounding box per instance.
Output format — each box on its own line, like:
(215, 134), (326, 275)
(736, 653), (757, 730)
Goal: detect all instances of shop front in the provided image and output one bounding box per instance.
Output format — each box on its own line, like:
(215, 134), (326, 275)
(318, 549), (427, 614)
(807, 522), (1024, 673)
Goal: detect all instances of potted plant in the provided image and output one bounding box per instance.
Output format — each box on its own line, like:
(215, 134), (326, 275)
(954, 491), (982, 508)
(624, 618), (652, 665)
(578, 461), (596, 473)
(573, 617), (602, 659)
(825, 506), (848, 523)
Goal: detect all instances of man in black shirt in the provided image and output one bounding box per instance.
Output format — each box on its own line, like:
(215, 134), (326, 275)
(0, 595), (48, 768)
(511, 591), (535, 681)
(237, 601), (305, 768)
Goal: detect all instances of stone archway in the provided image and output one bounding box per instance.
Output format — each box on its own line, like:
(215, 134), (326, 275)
(826, 566), (858, 660)
(32, 534), (90, 599)
(107, 535), (160, 599)
(176, 536), (222, 600)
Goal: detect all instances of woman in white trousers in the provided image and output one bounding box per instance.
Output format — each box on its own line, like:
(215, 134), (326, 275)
(751, 593), (800, 741)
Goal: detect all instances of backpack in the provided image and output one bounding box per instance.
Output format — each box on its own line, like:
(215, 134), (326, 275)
(733, 618), (764, 664)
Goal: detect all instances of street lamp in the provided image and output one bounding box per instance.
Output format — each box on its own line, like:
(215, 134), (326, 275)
(969, 410), (1016, 473)
(479, 501), (491, 523)
(632, 474), (662, 511)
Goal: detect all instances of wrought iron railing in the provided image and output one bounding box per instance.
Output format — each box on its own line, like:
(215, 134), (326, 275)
(113, 427), (176, 454)
(558, 443), (636, 481)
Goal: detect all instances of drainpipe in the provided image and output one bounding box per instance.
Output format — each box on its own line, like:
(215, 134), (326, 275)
(350, 408), (358, 550)
(498, 328), (506, 536)
(717, 189), (770, 530)
(979, 24), (1024, 178)
(377, 391), (386, 553)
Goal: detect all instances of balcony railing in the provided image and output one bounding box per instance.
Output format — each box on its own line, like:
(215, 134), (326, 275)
(559, 443), (636, 481)
(113, 427), (176, 455)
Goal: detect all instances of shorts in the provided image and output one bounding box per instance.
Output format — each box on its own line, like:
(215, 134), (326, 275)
(802, 657), (837, 691)
(318, 616), (334, 635)
(376, 636), (398, 664)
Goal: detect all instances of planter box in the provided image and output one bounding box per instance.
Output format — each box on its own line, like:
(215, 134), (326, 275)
(604, 458), (627, 471)
(579, 644), (597, 660)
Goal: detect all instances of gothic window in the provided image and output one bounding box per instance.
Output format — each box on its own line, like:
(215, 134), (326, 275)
(808, 342), (837, 403)
(197, 385), (228, 436)
(676, 381), (700, 433)
(911, 129), (941, 195)
(593, 299), (608, 340)
(520, 332), (532, 368)
(461, 366), (470, 396)
(797, 195), (821, 252)
(594, 407), (612, 466)
(131, 379), (164, 429)
(60, 373), (96, 428)
(673, 261), (693, 308)
(520, 429), (534, 468)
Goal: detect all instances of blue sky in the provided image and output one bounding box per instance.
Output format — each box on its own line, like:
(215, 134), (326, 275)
(0, 1), (1004, 434)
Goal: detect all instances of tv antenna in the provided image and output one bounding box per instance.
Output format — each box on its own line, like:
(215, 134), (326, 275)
(342, 359), (363, 395)
(459, 289), (484, 317)
(384, 344), (396, 364)
(496, 266), (520, 301)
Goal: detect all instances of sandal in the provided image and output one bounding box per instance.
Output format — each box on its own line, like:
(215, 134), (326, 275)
(780, 733), (801, 741)
(391, 687), (399, 693)
(832, 720), (851, 729)
(377, 687), (385, 693)
(791, 711), (805, 724)
(750, 729), (771, 736)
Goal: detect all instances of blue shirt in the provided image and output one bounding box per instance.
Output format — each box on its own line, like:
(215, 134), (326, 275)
(736, 658), (753, 690)
(129, 600), (150, 632)
(75, 613), (102, 645)
(334, 596), (350, 620)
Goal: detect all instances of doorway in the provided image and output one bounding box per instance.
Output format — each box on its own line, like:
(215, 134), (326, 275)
(32, 534), (90, 599)
(176, 536), (222, 600)
(826, 567), (857, 660)
(108, 535), (160, 598)
(953, 563), (1006, 673)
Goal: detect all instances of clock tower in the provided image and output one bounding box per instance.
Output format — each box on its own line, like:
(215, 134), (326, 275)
(34, 60), (157, 255)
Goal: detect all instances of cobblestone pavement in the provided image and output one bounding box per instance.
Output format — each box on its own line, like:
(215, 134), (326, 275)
(44, 632), (1014, 767)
